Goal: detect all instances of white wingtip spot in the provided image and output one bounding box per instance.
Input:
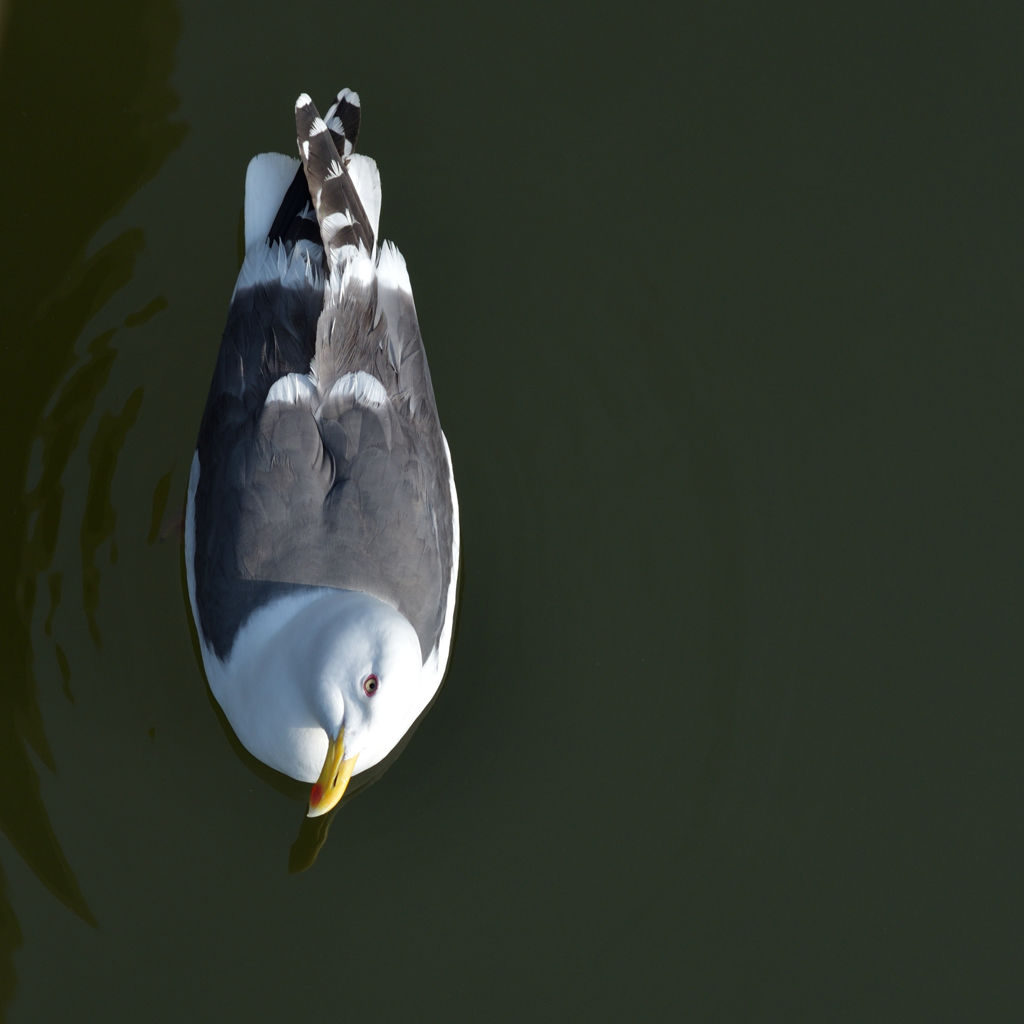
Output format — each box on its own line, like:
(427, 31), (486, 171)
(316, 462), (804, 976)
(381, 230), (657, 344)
(337, 88), (360, 108)
(296, 93), (313, 109)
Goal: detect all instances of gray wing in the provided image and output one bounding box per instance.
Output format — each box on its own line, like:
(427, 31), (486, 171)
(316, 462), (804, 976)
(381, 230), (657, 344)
(194, 91), (453, 664)
(193, 246), (325, 661)
(196, 261), (453, 664)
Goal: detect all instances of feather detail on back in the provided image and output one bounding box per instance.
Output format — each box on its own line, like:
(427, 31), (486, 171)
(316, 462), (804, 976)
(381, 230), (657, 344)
(309, 252), (378, 392)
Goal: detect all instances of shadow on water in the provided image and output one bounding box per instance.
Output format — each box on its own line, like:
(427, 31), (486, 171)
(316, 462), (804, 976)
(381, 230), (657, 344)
(0, 0), (185, 1016)
(80, 385), (146, 647)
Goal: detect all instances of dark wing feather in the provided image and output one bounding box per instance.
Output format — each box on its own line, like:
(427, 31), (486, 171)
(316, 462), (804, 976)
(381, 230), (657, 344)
(193, 268), (325, 659)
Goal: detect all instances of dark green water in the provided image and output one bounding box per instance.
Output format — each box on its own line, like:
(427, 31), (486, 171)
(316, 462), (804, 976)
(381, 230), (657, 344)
(0, 2), (1021, 1020)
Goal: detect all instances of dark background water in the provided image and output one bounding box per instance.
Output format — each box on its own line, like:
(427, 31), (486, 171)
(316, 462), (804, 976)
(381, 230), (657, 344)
(0, 1), (1021, 1020)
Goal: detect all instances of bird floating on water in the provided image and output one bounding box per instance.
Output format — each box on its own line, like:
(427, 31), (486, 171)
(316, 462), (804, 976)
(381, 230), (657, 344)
(186, 89), (459, 817)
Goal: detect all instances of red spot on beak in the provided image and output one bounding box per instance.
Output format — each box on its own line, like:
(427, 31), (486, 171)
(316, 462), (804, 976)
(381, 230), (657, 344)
(310, 783), (324, 807)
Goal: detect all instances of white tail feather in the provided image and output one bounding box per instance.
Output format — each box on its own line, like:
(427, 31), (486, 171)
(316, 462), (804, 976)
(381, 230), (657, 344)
(347, 155), (381, 245)
(376, 240), (412, 296)
(244, 153), (300, 252)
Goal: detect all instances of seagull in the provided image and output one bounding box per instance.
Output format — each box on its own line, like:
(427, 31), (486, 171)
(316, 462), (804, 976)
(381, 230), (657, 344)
(185, 89), (459, 818)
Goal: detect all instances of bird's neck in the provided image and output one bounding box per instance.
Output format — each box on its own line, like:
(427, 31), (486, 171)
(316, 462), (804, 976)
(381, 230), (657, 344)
(210, 588), (354, 782)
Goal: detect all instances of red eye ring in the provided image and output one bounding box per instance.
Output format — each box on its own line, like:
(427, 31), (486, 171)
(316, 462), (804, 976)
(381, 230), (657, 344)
(363, 674), (379, 696)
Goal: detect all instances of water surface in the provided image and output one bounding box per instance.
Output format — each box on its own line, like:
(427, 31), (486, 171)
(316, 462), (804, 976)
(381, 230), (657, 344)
(0, 2), (1021, 1021)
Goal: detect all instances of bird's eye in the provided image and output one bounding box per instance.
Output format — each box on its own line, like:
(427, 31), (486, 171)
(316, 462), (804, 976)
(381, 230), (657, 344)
(363, 674), (379, 697)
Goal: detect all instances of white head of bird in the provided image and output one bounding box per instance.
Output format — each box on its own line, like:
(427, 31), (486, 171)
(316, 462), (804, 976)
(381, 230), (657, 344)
(219, 589), (422, 817)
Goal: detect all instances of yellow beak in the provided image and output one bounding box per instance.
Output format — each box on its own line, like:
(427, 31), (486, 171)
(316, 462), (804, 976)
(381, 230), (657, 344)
(307, 729), (359, 818)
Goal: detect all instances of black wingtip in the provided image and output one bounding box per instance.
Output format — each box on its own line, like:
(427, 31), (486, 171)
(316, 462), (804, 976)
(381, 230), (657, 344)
(265, 166), (322, 249)
(266, 88), (366, 253)
(324, 87), (361, 157)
